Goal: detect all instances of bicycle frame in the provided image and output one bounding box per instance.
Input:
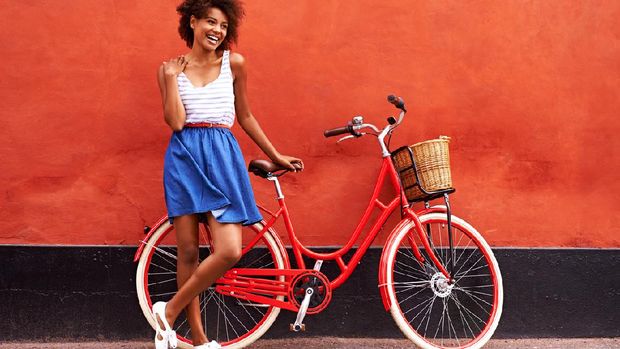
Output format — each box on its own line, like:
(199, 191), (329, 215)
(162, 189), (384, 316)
(261, 156), (405, 289)
(218, 157), (450, 302)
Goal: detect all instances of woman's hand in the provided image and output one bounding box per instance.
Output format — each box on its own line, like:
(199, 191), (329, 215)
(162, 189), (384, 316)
(162, 56), (188, 77)
(273, 154), (304, 172)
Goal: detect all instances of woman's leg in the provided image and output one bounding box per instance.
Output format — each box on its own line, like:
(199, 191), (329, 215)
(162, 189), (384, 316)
(165, 212), (243, 340)
(173, 214), (209, 345)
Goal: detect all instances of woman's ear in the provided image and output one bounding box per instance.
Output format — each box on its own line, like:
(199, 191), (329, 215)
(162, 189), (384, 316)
(190, 15), (196, 29)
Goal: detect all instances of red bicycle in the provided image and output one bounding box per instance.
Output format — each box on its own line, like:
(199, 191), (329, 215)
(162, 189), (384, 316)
(135, 96), (503, 349)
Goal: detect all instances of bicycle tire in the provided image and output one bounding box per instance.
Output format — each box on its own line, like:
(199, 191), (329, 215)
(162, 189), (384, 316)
(136, 220), (286, 349)
(383, 213), (503, 349)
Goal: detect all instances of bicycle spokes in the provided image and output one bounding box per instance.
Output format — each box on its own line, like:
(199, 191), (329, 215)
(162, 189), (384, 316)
(387, 215), (501, 348)
(138, 223), (287, 347)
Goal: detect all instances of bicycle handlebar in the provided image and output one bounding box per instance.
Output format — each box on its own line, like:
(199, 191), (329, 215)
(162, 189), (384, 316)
(387, 95), (406, 111)
(324, 95), (407, 139)
(324, 125), (352, 138)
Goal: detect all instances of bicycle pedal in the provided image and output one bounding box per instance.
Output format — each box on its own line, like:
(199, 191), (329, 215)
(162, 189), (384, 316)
(289, 323), (306, 332)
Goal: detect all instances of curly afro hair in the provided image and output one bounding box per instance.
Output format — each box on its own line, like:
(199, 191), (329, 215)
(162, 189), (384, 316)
(176, 0), (245, 50)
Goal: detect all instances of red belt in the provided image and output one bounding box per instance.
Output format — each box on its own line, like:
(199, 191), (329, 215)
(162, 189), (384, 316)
(185, 122), (231, 129)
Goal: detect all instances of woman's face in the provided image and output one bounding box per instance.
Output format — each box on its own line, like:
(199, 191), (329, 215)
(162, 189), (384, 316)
(191, 7), (229, 51)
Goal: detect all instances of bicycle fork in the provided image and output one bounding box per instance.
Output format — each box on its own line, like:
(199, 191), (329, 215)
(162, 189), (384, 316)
(444, 194), (455, 281)
(408, 194), (455, 282)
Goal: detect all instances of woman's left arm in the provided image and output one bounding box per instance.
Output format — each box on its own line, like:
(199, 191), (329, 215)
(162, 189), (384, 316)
(231, 52), (303, 171)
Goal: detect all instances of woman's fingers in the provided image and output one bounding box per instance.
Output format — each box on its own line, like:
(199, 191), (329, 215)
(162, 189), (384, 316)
(163, 56), (188, 66)
(284, 157), (304, 171)
(290, 158), (303, 167)
(272, 155), (304, 172)
(292, 163), (303, 171)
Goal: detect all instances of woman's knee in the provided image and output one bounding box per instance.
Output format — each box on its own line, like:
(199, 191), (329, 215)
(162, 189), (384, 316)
(177, 243), (200, 265)
(215, 247), (242, 266)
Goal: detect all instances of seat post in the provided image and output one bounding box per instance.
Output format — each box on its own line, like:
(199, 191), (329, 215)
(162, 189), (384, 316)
(267, 176), (284, 199)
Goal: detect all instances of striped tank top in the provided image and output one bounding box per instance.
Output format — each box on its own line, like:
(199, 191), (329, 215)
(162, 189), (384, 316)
(177, 50), (235, 126)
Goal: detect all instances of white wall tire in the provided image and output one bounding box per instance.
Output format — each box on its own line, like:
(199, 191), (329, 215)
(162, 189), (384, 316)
(383, 213), (503, 349)
(135, 222), (285, 349)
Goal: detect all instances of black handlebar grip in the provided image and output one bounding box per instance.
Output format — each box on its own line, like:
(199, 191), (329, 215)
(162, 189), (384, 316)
(324, 126), (350, 138)
(387, 95), (406, 110)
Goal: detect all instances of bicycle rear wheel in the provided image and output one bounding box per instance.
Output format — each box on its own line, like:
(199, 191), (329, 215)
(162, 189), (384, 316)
(135, 220), (286, 349)
(383, 213), (503, 349)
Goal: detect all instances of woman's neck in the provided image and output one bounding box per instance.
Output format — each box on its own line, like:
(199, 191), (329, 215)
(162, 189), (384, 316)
(188, 45), (221, 64)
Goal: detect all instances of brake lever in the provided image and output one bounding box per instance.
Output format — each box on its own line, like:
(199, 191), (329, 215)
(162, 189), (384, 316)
(337, 133), (368, 143)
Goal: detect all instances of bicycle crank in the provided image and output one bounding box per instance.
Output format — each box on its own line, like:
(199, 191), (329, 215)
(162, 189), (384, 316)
(289, 264), (332, 332)
(290, 287), (313, 332)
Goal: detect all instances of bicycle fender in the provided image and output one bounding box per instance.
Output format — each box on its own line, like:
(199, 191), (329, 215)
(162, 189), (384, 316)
(378, 218), (415, 312)
(416, 205), (448, 216)
(133, 215), (169, 263)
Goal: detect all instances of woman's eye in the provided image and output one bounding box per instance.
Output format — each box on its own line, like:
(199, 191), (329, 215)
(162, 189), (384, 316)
(222, 25), (228, 30)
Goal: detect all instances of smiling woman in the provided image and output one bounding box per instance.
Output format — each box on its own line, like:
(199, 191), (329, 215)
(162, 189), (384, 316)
(153, 1), (304, 349)
(176, 0), (243, 51)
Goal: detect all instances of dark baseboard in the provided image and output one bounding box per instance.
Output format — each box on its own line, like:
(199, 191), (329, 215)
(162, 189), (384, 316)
(0, 246), (618, 340)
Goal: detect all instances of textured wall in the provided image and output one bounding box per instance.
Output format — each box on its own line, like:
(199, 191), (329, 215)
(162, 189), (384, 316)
(1, 1), (618, 246)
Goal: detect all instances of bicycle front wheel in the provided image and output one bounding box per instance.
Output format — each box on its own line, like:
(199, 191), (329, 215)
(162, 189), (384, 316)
(136, 220), (286, 349)
(383, 213), (503, 349)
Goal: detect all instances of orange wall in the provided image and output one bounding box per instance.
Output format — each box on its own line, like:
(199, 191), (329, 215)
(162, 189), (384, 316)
(1, 1), (618, 247)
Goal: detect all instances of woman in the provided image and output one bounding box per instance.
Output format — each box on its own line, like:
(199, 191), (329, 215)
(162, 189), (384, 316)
(153, 1), (303, 348)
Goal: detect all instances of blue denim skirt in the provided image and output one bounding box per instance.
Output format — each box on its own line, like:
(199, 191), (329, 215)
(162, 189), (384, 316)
(163, 127), (262, 226)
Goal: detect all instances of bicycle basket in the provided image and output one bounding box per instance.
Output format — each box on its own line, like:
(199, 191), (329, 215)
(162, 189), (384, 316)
(391, 136), (453, 202)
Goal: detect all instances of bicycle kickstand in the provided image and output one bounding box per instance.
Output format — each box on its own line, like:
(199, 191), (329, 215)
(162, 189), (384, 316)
(290, 260), (323, 332)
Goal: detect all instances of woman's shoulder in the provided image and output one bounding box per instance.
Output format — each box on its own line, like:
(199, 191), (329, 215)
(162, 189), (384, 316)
(229, 51), (246, 69)
(228, 51), (247, 79)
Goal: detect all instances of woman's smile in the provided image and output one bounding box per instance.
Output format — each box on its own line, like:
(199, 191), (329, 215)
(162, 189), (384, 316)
(206, 34), (220, 45)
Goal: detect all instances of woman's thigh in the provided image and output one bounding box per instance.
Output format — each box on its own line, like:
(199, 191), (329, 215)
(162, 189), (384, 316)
(206, 213), (242, 259)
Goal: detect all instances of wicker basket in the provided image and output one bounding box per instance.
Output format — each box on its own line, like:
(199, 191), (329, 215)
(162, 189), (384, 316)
(392, 136), (453, 202)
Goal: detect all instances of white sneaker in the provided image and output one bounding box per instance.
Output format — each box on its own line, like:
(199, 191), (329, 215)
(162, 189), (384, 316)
(152, 302), (177, 349)
(194, 340), (222, 349)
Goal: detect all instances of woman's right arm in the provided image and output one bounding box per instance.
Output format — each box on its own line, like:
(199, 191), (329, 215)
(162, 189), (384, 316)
(157, 57), (187, 131)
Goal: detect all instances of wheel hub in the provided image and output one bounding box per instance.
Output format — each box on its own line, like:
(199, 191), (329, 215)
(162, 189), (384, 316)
(430, 272), (453, 298)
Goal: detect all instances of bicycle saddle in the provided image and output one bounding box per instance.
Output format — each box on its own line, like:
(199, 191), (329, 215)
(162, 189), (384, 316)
(248, 159), (290, 178)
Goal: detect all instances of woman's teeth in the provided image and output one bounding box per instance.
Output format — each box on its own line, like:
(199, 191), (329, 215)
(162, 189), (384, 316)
(207, 35), (219, 44)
